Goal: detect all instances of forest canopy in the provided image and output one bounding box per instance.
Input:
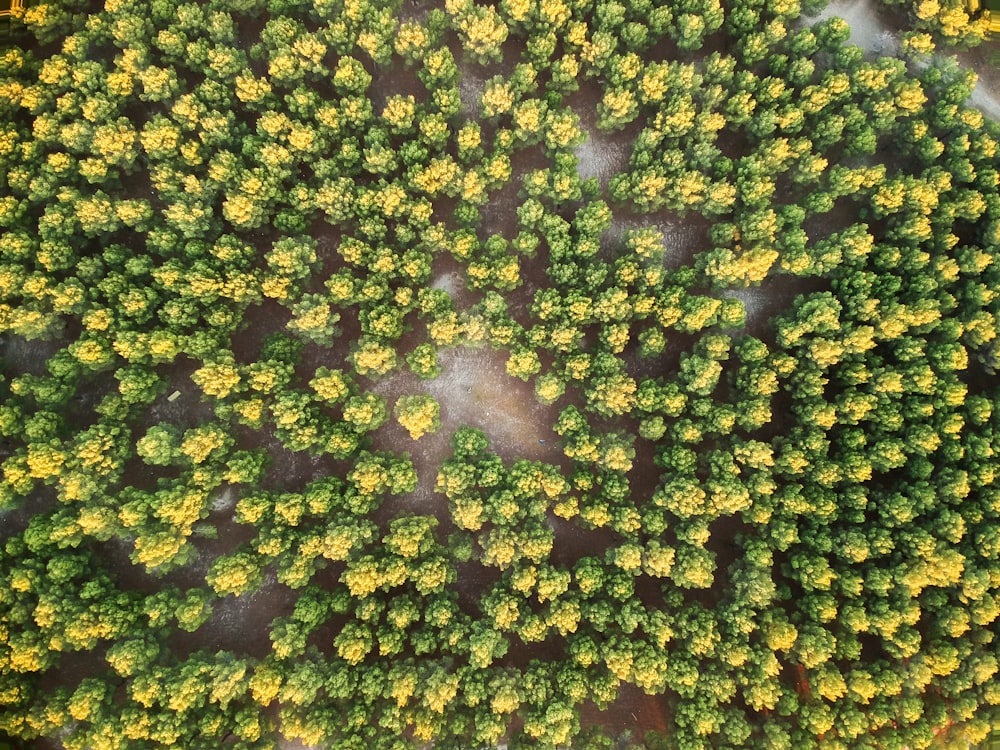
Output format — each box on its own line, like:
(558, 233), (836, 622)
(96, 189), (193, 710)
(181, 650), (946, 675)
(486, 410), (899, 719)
(2, 0), (1000, 748)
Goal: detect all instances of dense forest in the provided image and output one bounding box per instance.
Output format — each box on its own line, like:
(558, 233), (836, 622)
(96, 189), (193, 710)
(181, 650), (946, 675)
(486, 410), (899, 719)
(2, 0), (1000, 747)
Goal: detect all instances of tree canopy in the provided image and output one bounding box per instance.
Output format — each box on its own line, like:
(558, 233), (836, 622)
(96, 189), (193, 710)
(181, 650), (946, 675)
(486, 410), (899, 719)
(1, 0), (1000, 747)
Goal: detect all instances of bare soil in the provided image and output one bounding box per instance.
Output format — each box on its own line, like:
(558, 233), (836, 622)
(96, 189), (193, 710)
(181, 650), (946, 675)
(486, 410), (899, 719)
(802, 0), (902, 54)
(371, 343), (564, 517)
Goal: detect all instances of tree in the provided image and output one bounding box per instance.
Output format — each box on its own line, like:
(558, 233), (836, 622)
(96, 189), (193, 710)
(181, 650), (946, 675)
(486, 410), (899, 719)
(6, 0), (1000, 746)
(406, 343), (441, 380)
(672, 544), (716, 589)
(394, 395), (441, 440)
(287, 294), (341, 345)
(136, 425), (182, 466)
(351, 337), (398, 378)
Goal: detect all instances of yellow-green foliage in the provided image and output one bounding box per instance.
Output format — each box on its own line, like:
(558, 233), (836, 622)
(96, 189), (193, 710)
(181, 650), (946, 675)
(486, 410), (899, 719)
(904, 0), (990, 47)
(1, 0), (1000, 747)
(394, 394), (442, 439)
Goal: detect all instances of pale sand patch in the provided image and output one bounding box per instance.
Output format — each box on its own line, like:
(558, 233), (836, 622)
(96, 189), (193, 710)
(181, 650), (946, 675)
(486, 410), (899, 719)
(373, 345), (562, 511)
(574, 127), (632, 186)
(430, 271), (462, 297)
(211, 484), (237, 513)
(804, 0), (899, 54)
(969, 76), (1000, 122)
(415, 346), (551, 454)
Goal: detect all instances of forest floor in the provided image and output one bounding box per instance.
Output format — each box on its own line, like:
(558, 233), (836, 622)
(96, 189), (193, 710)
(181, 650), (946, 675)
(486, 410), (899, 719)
(962, 43), (1000, 120)
(805, 0), (903, 54)
(804, 0), (1000, 120)
(372, 343), (563, 511)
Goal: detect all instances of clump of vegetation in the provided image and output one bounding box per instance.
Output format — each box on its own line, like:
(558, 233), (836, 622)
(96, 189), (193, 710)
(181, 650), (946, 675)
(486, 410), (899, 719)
(883, 0), (991, 48)
(394, 395), (442, 440)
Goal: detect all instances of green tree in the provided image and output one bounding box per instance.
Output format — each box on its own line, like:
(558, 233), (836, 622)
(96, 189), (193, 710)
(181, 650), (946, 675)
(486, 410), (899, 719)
(394, 395), (441, 440)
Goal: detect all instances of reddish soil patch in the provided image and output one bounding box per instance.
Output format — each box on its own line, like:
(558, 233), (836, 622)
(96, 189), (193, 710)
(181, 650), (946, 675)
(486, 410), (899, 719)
(580, 684), (671, 738)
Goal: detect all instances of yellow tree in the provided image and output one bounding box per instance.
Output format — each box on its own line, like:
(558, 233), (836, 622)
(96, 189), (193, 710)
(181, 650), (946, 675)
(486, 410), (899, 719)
(394, 395), (441, 440)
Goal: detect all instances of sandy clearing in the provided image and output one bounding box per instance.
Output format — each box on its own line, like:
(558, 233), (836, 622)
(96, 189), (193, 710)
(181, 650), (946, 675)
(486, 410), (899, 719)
(430, 270), (462, 297)
(969, 75), (1000, 121)
(372, 344), (563, 514)
(803, 0), (900, 54)
(574, 127), (632, 187)
(372, 345), (560, 460)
